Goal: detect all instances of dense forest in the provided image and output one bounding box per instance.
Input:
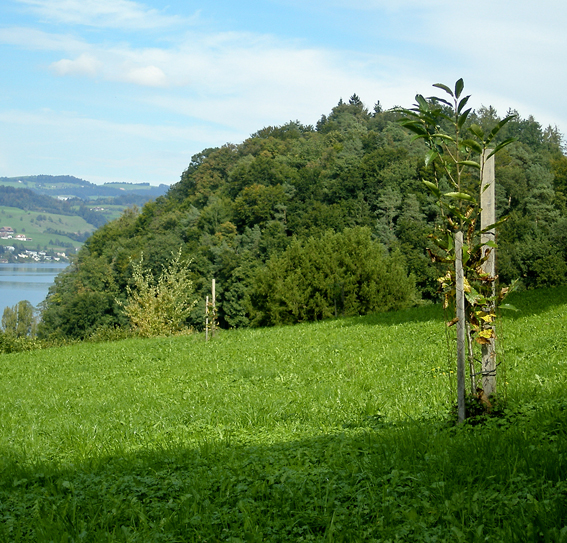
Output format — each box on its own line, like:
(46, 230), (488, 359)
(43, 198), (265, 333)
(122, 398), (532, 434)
(38, 96), (567, 338)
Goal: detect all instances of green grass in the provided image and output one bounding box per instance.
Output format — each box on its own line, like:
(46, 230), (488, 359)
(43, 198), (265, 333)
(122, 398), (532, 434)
(0, 206), (95, 250)
(0, 287), (566, 541)
(66, 203), (133, 222)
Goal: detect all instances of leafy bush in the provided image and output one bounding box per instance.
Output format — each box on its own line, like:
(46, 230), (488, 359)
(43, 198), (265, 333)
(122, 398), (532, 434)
(249, 226), (417, 325)
(119, 249), (197, 337)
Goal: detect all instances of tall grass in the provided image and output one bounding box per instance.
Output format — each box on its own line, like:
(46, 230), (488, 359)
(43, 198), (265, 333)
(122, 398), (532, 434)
(0, 287), (566, 541)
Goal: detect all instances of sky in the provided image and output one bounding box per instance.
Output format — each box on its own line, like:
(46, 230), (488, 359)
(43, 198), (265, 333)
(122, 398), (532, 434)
(1, 0), (566, 187)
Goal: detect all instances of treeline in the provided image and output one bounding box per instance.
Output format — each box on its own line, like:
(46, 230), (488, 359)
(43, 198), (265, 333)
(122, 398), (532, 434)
(38, 96), (567, 338)
(0, 175), (169, 199)
(0, 186), (75, 215)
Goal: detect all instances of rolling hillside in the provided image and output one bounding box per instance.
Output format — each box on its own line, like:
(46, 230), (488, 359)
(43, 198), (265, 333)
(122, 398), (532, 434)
(0, 287), (565, 540)
(0, 206), (95, 257)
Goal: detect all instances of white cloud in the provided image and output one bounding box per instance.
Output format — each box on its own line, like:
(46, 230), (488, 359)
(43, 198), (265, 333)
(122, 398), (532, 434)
(50, 53), (102, 76)
(0, 108), (241, 184)
(3, 0), (567, 186)
(15, 0), (195, 30)
(122, 65), (167, 87)
(0, 26), (86, 51)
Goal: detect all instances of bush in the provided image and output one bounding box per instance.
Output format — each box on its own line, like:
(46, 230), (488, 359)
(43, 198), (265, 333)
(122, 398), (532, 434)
(249, 226), (417, 326)
(119, 250), (197, 337)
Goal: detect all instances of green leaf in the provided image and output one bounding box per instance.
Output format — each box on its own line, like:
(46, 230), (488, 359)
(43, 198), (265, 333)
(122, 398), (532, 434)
(457, 108), (472, 129)
(499, 304), (518, 312)
(461, 139), (483, 154)
(485, 114), (517, 144)
(415, 94), (429, 111)
(486, 138), (518, 159)
(432, 83), (453, 97)
(444, 191), (477, 203)
(484, 240), (498, 248)
(424, 149), (438, 167)
(480, 217), (508, 233)
(457, 95), (471, 114)
(440, 201), (466, 220)
(462, 244), (470, 266)
(446, 234), (454, 252)
(456, 160), (481, 170)
(469, 124), (484, 140)
(433, 134), (456, 143)
(423, 180), (441, 198)
(428, 96), (452, 108)
(454, 78), (465, 99)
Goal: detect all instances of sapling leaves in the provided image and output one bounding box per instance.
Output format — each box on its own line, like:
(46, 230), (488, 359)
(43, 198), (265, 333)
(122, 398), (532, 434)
(486, 138), (517, 159)
(485, 114), (517, 145)
(432, 83), (453, 96)
(480, 217), (508, 233)
(424, 150), (439, 168)
(469, 124), (485, 140)
(397, 78), (520, 407)
(423, 180), (441, 198)
(457, 95), (471, 114)
(456, 160), (481, 170)
(444, 192), (477, 203)
(457, 108), (472, 129)
(455, 78), (465, 99)
(428, 96), (453, 108)
(416, 94), (430, 111)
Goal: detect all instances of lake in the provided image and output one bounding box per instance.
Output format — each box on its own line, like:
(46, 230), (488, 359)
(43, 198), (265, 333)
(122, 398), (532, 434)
(0, 263), (69, 318)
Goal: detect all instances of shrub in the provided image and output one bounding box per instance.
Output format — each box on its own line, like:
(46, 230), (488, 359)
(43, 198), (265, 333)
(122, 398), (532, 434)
(249, 226), (417, 326)
(119, 250), (197, 337)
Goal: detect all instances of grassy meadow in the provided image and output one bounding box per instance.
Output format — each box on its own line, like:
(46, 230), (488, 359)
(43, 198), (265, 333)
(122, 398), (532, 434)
(0, 206), (95, 251)
(0, 287), (566, 541)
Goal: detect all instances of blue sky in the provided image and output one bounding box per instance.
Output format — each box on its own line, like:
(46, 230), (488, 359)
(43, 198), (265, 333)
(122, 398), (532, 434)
(1, 0), (566, 186)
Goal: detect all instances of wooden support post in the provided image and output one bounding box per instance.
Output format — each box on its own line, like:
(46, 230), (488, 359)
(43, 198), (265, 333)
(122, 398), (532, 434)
(211, 278), (216, 338)
(481, 150), (497, 398)
(455, 231), (466, 423)
(205, 295), (209, 342)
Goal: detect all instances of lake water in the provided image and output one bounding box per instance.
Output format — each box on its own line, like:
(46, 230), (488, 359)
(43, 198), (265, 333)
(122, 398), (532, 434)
(0, 263), (69, 317)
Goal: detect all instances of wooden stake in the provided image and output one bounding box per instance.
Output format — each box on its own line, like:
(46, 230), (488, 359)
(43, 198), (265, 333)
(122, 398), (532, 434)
(481, 150), (497, 398)
(455, 231), (466, 424)
(211, 278), (216, 338)
(206, 297), (209, 341)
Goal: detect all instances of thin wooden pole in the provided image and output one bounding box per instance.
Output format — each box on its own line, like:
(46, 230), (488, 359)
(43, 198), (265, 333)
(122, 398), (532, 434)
(206, 296), (209, 341)
(211, 278), (216, 338)
(455, 231), (466, 423)
(481, 150), (497, 397)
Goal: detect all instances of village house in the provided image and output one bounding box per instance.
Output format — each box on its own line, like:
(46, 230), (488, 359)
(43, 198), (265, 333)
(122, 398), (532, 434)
(0, 226), (14, 239)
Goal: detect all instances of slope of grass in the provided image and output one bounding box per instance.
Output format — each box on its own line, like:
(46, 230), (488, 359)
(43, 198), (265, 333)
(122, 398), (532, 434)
(0, 287), (566, 541)
(0, 206), (94, 250)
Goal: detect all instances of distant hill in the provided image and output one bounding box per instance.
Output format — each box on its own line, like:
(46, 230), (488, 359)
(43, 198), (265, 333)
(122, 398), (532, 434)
(0, 175), (169, 200)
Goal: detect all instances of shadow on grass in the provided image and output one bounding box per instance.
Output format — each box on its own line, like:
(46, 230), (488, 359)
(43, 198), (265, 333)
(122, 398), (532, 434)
(342, 302), (445, 327)
(1, 393), (567, 542)
(344, 285), (567, 329)
(502, 285), (567, 320)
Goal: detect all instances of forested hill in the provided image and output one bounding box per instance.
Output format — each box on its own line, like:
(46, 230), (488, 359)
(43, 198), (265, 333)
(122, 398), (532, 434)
(39, 97), (567, 338)
(0, 185), (73, 215)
